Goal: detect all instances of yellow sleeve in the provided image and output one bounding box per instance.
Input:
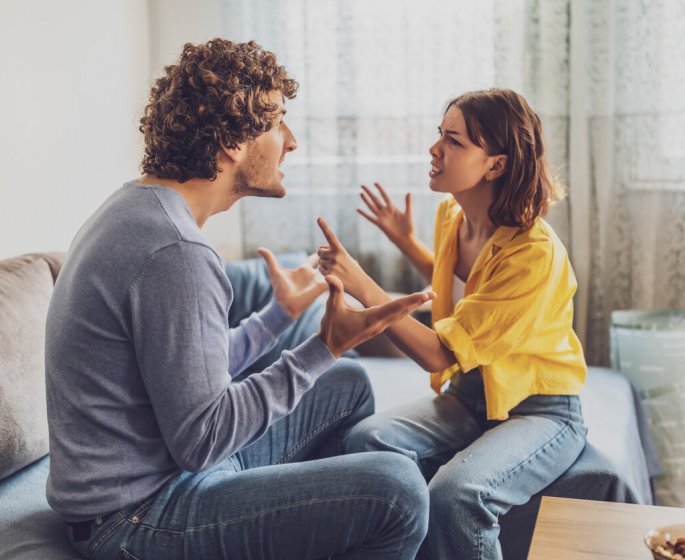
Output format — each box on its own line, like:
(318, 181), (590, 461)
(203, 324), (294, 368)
(434, 241), (554, 371)
(433, 198), (450, 256)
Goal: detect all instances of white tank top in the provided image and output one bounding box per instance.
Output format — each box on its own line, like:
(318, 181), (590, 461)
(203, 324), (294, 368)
(452, 274), (466, 307)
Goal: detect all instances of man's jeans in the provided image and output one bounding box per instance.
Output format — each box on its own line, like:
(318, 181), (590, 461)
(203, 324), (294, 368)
(66, 360), (429, 559)
(343, 368), (587, 560)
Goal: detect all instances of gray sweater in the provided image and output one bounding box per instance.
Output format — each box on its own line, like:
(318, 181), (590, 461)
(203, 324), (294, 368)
(45, 182), (335, 522)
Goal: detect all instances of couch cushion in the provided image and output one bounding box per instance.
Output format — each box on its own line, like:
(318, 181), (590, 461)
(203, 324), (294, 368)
(0, 256), (55, 480)
(0, 456), (78, 559)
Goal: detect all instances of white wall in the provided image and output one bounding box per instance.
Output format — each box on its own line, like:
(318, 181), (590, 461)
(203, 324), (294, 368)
(0, 0), (244, 260)
(0, 0), (150, 259)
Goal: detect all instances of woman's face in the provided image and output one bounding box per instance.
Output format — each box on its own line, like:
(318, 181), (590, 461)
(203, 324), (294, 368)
(428, 106), (493, 196)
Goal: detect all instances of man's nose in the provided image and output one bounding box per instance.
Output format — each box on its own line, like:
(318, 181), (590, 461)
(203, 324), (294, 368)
(283, 123), (297, 153)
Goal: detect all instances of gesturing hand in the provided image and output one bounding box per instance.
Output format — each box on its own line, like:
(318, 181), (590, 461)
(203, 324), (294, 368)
(317, 218), (374, 303)
(318, 275), (435, 358)
(358, 183), (414, 245)
(257, 248), (327, 319)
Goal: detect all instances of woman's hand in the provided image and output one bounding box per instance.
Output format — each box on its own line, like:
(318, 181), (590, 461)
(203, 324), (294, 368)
(257, 248), (327, 319)
(358, 183), (414, 247)
(316, 218), (377, 305)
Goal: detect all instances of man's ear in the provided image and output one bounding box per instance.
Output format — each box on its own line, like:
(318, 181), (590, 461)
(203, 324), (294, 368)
(220, 142), (243, 163)
(486, 154), (508, 182)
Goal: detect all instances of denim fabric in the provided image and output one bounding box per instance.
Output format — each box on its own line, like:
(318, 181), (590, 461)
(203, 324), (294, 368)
(343, 369), (587, 560)
(66, 360), (429, 559)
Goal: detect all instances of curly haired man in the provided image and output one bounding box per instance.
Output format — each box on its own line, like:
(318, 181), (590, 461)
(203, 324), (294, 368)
(45, 39), (432, 559)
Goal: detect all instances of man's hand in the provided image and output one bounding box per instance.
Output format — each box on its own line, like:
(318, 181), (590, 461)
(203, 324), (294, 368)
(319, 275), (435, 358)
(257, 248), (327, 319)
(317, 218), (376, 304)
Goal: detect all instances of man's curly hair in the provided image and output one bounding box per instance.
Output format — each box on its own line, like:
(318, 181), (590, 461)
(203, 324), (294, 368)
(139, 39), (298, 182)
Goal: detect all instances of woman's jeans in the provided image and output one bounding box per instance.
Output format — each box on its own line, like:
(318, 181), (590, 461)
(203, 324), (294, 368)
(66, 360), (429, 559)
(343, 369), (587, 560)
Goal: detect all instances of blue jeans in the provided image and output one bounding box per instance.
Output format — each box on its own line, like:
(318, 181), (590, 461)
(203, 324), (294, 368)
(343, 369), (587, 560)
(67, 360), (429, 559)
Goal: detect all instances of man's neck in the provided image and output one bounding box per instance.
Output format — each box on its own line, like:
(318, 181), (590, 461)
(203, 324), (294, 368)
(137, 173), (242, 228)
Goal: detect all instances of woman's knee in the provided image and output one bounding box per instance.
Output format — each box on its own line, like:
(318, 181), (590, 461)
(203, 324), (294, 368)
(342, 414), (408, 455)
(428, 461), (490, 522)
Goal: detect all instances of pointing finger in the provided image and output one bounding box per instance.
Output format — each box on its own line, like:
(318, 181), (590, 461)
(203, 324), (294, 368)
(317, 217), (343, 250)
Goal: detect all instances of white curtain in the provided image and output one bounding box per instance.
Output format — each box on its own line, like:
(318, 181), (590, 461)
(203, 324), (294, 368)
(222, 0), (685, 365)
(574, 0), (685, 365)
(222, 0), (570, 293)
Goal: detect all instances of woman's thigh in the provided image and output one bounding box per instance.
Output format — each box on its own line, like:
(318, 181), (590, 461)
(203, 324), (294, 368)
(342, 390), (484, 479)
(431, 395), (587, 515)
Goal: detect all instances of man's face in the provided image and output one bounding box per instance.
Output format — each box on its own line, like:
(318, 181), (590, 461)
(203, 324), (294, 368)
(234, 90), (297, 198)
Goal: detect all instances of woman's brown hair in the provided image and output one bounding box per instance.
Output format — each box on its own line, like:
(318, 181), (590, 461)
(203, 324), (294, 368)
(447, 88), (564, 229)
(139, 39), (298, 182)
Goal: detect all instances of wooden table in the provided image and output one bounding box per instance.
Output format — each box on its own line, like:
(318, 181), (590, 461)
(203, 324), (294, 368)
(528, 497), (685, 559)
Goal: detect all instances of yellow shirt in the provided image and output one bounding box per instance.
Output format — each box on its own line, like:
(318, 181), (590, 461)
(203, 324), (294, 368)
(430, 197), (587, 420)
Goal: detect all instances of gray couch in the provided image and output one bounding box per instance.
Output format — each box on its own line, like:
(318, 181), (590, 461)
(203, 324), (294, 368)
(0, 252), (656, 560)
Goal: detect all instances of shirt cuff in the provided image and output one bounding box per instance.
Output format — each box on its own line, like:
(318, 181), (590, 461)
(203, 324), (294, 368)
(257, 298), (295, 339)
(291, 334), (336, 381)
(434, 316), (479, 372)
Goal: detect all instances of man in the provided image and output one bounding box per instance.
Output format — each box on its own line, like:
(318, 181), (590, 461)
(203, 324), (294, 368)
(45, 39), (433, 559)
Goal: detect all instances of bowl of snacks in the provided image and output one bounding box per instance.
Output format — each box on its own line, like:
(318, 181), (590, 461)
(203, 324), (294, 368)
(645, 525), (685, 559)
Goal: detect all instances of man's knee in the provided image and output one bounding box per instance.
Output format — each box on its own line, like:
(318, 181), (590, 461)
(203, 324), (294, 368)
(324, 357), (370, 390)
(360, 452), (429, 531)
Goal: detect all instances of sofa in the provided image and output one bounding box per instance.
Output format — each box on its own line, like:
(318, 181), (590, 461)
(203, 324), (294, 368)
(0, 252), (658, 560)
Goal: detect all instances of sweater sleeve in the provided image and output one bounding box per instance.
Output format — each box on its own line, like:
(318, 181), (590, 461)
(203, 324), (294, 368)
(127, 242), (335, 473)
(227, 298), (294, 376)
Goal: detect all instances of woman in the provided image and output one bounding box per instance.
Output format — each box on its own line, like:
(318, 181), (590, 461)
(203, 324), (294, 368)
(316, 88), (587, 559)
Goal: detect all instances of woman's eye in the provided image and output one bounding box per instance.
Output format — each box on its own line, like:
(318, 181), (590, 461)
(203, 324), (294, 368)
(449, 137), (462, 147)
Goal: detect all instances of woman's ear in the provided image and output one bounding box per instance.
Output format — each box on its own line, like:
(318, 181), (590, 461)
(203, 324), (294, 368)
(486, 154), (508, 182)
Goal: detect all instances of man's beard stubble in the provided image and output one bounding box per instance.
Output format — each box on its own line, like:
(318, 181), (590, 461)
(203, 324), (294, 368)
(233, 144), (285, 199)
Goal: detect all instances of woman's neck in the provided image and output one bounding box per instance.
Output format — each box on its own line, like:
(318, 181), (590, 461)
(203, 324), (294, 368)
(453, 181), (498, 240)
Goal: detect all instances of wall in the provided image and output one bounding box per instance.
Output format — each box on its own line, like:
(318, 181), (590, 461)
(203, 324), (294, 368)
(0, 0), (244, 260)
(0, 0), (150, 258)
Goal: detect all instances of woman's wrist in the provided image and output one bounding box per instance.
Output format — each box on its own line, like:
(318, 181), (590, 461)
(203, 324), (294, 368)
(358, 281), (390, 308)
(392, 231), (419, 254)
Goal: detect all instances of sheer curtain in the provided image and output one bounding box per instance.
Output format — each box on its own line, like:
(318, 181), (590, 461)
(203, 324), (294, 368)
(221, 0), (685, 365)
(222, 0), (570, 294)
(574, 0), (685, 364)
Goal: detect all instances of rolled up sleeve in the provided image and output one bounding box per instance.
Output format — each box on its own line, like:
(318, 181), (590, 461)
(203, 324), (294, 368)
(433, 242), (553, 378)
